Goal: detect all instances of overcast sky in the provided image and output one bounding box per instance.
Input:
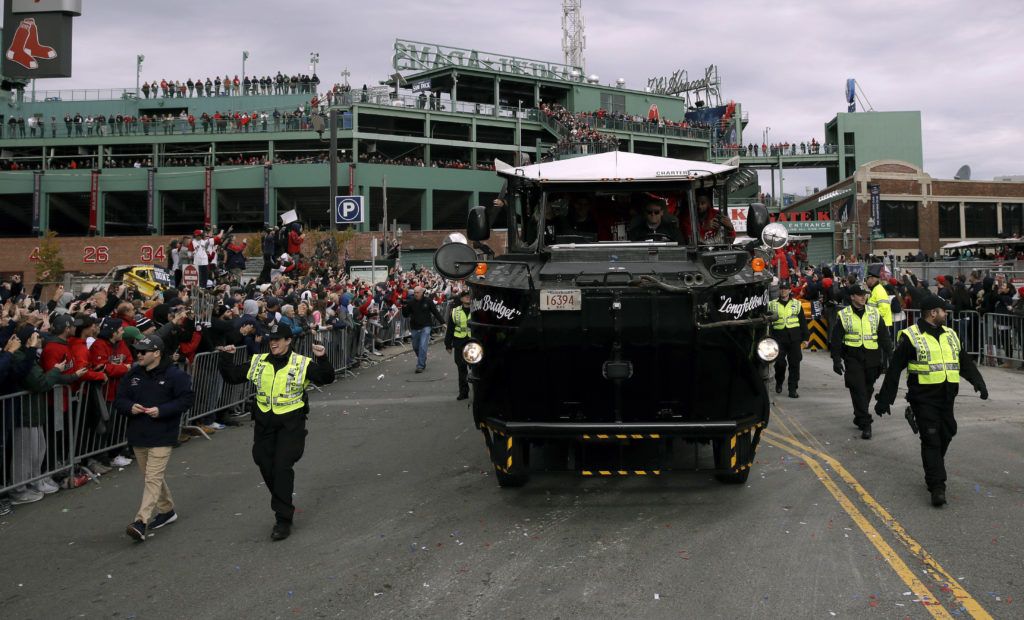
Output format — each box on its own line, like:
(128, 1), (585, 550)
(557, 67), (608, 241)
(8, 0), (1023, 192)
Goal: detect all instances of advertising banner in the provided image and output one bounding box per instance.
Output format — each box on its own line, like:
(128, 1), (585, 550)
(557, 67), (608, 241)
(203, 167), (213, 228)
(146, 167), (155, 232)
(88, 169), (99, 233)
(868, 183), (881, 235)
(1, 0), (80, 78)
(31, 170), (42, 233)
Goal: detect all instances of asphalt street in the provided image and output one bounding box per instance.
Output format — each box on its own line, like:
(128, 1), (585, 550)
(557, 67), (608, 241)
(1, 341), (1022, 619)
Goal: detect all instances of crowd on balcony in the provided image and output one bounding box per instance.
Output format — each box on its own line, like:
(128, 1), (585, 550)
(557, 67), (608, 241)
(139, 73), (320, 99)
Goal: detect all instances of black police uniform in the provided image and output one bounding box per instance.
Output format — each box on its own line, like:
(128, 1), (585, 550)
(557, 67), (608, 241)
(875, 303), (987, 505)
(218, 324), (334, 538)
(830, 300), (892, 437)
(769, 289), (809, 397)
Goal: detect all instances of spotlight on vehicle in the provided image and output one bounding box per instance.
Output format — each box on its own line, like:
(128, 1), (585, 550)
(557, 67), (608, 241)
(462, 341), (484, 365)
(756, 338), (780, 362)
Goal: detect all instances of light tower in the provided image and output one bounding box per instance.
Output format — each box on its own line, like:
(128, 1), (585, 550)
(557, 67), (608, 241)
(562, 0), (585, 72)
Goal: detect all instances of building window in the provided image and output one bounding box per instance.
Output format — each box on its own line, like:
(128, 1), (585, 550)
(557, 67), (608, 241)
(938, 202), (961, 238)
(599, 93), (625, 116)
(1002, 203), (1023, 237)
(964, 202), (997, 237)
(878, 200), (918, 238)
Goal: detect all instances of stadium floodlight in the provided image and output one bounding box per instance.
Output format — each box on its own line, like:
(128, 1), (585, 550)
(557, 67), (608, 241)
(242, 51), (250, 95)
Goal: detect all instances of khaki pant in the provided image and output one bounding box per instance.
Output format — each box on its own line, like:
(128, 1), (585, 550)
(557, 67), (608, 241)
(133, 446), (174, 523)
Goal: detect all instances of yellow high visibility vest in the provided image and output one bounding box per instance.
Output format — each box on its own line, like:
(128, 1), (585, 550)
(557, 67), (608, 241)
(768, 298), (801, 330)
(839, 305), (880, 350)
(452, 306), (471, 339)
(899, 324), (960, 384)
(246, 352), (311, 414)
(869, 282), (893, 327)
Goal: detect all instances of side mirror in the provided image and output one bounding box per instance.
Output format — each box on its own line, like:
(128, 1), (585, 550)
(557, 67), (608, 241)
(433, 242), (478, 280)
(760, 222), (790, 250)
(467, 205), (490, 241)
(746, 203), (770, 241)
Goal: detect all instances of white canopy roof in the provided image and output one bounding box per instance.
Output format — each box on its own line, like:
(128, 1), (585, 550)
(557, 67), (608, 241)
(941, 238), (1024, 250)
(495, 151), (736, 184)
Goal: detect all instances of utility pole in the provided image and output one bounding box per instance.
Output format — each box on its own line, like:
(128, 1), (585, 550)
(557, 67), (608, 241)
(329, 108), (338, 231)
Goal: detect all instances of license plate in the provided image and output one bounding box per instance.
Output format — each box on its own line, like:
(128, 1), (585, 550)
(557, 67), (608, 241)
(540, 289), (582, 311)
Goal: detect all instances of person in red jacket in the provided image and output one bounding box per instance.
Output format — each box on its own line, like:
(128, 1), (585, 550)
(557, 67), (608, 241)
(287, 224), (304, 255)
(67, 316), (107, 384)
(90, 318), (133, 402)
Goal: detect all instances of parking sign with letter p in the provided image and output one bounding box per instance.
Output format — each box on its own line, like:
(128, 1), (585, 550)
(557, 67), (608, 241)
(335, 195), (364, 224)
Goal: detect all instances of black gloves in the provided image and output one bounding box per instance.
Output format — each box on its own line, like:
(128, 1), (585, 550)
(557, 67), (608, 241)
(975, 384), (989, 400)
(874, 400), (890, 417)
(832, 360), (844, 376)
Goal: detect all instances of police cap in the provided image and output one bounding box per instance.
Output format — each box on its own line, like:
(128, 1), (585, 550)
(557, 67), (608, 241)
(266, 324), (293, 340)
(920, 295), (953, 313)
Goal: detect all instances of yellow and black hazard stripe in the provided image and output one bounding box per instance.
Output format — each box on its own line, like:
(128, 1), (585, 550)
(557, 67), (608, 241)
(807, 317), (829, 351)
(581, 470), (662, 477)
(581, 433), (663, 441)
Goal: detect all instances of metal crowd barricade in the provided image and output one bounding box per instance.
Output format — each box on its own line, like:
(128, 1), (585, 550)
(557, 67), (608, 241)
(0, 385), (75, 496)
(893, 309), (982, 359)
(982, 312), (1024, 368)
(181, 348), (253, 438)
(71, 381), (131, 471)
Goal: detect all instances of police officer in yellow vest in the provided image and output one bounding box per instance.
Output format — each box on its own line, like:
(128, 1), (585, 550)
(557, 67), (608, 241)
(875, 295), (987, 507)
(444, 290), (473, 401)
(830, 284), (892, 439)
(217, 324), (335, 540)
(866, 263), (894, 330)
(768, 281), (809, 398)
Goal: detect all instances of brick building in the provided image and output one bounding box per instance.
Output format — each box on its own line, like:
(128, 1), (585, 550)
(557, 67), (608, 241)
(783, 160), (1024, 260)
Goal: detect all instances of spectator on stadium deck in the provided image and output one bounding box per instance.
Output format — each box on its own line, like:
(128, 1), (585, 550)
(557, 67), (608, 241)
(116, 334), (194, 542)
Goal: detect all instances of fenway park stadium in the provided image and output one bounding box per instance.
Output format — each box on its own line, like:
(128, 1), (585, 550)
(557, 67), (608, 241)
(2, 15), (1022, 285)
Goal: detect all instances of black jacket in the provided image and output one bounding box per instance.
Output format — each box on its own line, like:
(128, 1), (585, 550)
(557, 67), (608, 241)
(627, 220), (681, 243)
(830, 305), (892, 368)
(114, 357), (195, 447)
(402, 296), (444, 330)
(877, 318), (985, 408)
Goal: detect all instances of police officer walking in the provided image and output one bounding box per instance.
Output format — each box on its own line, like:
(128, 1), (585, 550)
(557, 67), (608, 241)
(217, 325), (335, 540)
(444, 290), (473, 401)
(866, 263), (894, 333)
(874, 295), (987, 507)
(830, 284), (892, 439)
(768, 281), (808, 398)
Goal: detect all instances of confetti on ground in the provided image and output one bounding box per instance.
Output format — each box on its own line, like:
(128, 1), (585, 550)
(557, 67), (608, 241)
(654, 593), (660, 600)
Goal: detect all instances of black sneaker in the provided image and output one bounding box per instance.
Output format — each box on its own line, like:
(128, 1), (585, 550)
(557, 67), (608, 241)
(150, 510), (177, 529)
(414, 367), (424, 374)
(930, 489), (947, 507)
(788, 389), (799, 398)
(861, 427), (872, 440)
(456, 393), (469, 401)
(271, 521), (291, 541)
(775, 383), (783, 394)
(126, 520), (146, 542)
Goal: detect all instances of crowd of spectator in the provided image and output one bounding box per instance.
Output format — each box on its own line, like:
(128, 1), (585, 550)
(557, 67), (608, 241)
(1, 239), (458, 515)
(139, 73), (320, 99)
